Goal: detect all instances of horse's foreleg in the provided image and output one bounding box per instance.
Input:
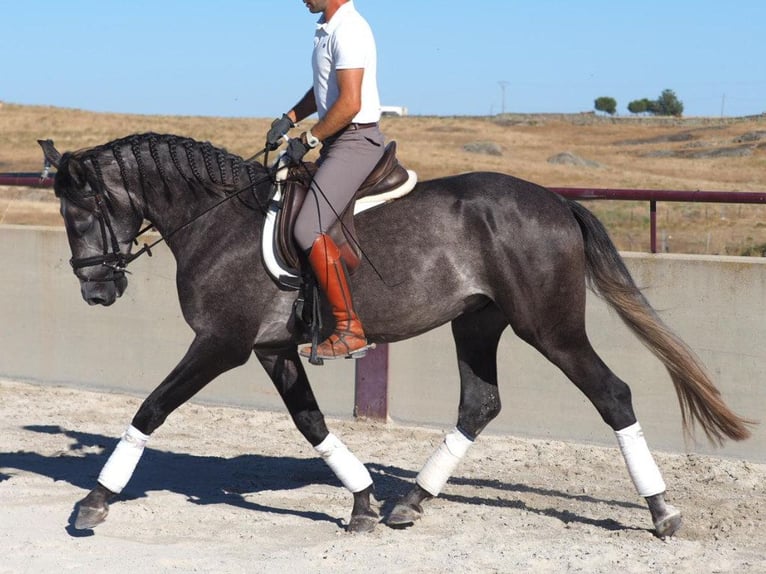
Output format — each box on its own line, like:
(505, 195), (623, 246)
(389, 307), (505, 527)
(255, 349), (377, 533)
(74, 335), (250, 530)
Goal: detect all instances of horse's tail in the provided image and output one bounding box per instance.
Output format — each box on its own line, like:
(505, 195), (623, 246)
(568, 199), (754, 445)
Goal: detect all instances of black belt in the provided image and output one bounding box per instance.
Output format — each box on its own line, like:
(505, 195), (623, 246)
(347, 122), (378, 130)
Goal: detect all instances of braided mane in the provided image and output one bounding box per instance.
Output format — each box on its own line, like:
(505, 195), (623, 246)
(71, 132), (267, 203)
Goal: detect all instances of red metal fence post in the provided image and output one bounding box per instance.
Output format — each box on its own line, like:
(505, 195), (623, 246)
(354, 343), (389, 420)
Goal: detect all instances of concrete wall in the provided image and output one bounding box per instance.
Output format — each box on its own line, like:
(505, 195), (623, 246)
(2, 225), (764, 462)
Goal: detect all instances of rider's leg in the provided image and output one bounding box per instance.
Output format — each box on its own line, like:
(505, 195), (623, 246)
(294, 127), (384, 360)
(294, 126), (385, 249)
(301, 233), (371, 359)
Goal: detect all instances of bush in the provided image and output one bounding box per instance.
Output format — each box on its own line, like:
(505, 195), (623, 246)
(740, 243), (766, 257)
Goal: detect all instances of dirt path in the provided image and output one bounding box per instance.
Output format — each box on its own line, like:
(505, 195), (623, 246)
(1, 379), (763, 573)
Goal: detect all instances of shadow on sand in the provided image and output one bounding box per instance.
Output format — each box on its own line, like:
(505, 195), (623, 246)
(0, 424), (644, 536)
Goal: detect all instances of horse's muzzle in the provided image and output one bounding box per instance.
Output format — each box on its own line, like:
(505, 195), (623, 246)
(80, 274), (128, 306)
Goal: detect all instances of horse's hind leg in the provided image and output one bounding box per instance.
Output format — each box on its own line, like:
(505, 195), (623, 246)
(515, 294), (681, 538)
(255, 349), (378, 533)
(388, 303), (506, 527)
(75, 334), (251, 530)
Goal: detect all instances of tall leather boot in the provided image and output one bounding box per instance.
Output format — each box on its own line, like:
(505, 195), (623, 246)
(299, 234), (372, 360)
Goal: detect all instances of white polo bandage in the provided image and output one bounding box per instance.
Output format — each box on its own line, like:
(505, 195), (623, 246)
(314, 433), (372, 493)
(615, 422), (666, 497)
(98, 425), (150, 494)
(416, 428), (473, 497)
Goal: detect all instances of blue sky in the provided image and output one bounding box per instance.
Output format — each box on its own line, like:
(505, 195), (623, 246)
(2, 1), (764, 118)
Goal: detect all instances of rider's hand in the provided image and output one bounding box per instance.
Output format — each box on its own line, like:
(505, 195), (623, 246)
(285, 133), (311, 165)
(265, 114), (294, 151)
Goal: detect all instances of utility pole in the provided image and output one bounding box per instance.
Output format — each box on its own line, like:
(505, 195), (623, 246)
(498, 81), (508, 115)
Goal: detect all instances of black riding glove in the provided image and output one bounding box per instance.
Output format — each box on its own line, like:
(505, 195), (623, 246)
(285, 135), (311, 165)
(266, 113), (294, 150)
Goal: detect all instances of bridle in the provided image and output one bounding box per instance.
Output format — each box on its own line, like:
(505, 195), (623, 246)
(65, 151), (275, 277)
(67, 182), (139, 276)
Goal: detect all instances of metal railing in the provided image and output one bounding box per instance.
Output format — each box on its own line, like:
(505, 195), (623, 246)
(551, 187), (766, 253)
(3, 171), (765, 254)
(0, 172), (54, 188)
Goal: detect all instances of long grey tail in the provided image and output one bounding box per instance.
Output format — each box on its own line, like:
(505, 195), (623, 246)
(568, 199), (754, 444)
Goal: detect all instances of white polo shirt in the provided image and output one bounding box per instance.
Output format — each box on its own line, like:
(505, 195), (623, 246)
(312, 1), (381, 124)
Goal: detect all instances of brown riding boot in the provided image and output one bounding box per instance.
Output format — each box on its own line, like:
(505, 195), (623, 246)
(299, 234), (372, 360)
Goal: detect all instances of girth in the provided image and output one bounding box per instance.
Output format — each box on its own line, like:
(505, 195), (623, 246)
(276, 141), (409, 274)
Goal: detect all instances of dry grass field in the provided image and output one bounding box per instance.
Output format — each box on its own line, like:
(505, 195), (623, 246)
(2, 103), (765, 254)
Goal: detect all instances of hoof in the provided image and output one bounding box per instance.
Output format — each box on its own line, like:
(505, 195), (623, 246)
(386, 502), (423, 528)
(74, 504), (109, 530)
(348, 511), (379, 534)
(654, 504), (682, 539)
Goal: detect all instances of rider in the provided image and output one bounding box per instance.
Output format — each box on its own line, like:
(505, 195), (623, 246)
(266, 0), (384, 360)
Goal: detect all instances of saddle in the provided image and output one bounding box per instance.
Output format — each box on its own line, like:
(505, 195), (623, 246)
(264, 141), (417, 289)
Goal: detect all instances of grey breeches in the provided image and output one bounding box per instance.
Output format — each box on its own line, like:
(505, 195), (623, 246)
(294, 125), (385, 251)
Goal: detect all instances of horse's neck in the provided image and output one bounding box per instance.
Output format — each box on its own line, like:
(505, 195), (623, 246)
(139, 163), (268, 252)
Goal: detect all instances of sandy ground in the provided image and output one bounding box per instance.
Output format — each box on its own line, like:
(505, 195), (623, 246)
(1, 378), (764, 574)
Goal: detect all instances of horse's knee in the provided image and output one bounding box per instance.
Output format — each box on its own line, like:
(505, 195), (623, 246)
(293, 410), (330, 446)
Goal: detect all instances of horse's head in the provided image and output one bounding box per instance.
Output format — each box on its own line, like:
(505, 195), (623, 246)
(39, 139), (143, 306)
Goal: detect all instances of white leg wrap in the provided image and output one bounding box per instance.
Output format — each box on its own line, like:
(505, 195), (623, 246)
(314, 433), (372, 493)
(615, 422), (666, 497)
(416, 428), (473, 497)
(98, 425), (150, 494)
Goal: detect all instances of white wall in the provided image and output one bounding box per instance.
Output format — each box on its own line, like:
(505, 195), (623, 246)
(2, 226), (764, 462)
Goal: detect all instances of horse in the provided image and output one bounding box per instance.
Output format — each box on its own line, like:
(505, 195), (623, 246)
(38, 132), (752, 538)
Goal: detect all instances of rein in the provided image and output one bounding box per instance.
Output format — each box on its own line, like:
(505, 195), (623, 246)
(69, 153), (275, 274)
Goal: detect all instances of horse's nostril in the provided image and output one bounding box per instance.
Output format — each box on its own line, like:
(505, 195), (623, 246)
(86, 295), (117, 307)
(81, 281), (119, 307)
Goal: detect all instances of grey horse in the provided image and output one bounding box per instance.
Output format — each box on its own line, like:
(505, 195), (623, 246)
(39, 133), (752, 538)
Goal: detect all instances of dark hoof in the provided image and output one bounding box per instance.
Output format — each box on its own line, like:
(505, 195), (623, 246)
(348, 511), (379, 534)
(386, 502), (423, 528)
(73, 484), (114, 530)
(654, 505), (682, 539)
(74, 504), (109, 530)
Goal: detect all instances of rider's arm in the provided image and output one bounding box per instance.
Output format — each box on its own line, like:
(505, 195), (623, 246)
(308, 68), (364, 142)
(288, 88), (318, 124)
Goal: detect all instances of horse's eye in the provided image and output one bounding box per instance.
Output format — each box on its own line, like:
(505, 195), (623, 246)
(72, 214), (96, 235)
(62, 202), (96, 235)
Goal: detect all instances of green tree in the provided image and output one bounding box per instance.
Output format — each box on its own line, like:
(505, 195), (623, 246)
(627, 90), (684, 117)
(594, 96), (617, 115)
(654, 89), (684, 117)
(627, 99), (650, 114)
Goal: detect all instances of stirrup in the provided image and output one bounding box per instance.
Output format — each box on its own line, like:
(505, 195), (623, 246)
(299, 336), (376, 361)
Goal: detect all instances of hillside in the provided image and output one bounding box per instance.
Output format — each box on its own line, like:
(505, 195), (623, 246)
(1, 103), (765, 254)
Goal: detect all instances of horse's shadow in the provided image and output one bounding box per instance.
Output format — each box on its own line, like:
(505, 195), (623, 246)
(1, 424), (644, 536)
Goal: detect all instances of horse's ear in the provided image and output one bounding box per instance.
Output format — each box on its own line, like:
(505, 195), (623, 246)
(63, 156), (87, 188)
(38, 139), (62, 168)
